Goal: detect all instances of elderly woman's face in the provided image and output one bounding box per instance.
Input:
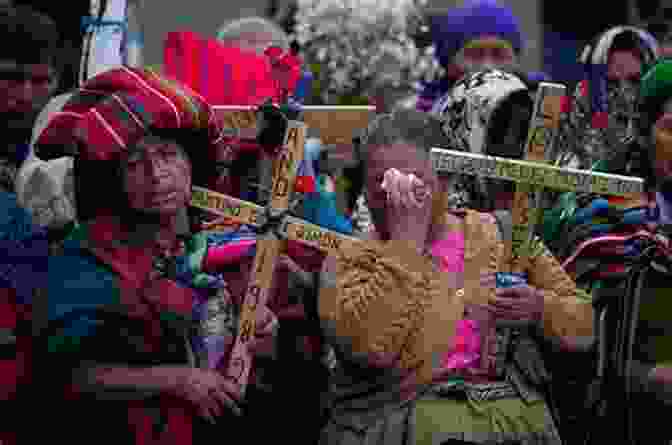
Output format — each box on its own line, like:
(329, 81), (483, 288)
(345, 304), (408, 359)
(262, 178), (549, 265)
(123, 135), (192, 216)
(364, 143), (436, 231)
(455, 35), (516, 74)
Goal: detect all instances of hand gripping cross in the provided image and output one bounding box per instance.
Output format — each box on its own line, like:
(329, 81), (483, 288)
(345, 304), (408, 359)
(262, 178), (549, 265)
(192, 105), (372, 397)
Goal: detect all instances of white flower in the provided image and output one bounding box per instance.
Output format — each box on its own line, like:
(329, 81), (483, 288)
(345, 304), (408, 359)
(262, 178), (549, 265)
(293, 0), (431, 99)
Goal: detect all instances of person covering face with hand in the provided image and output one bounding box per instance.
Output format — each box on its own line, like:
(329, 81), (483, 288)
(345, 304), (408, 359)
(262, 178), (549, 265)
(317, 86), (593, 445)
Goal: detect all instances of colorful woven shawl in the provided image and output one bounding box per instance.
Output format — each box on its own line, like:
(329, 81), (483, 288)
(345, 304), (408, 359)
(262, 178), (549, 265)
(542, 160), (655, 290)
(46, 216), (196, 445)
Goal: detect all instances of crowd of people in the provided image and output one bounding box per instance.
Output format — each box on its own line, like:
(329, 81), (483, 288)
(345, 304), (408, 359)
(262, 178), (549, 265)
(1, 1), (671, 445)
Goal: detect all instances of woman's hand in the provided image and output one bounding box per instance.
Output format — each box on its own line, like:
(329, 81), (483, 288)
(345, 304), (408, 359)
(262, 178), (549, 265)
(487, 285), (544, 326)
(171, 368), (242, 422)
(381, 168), (433, 251)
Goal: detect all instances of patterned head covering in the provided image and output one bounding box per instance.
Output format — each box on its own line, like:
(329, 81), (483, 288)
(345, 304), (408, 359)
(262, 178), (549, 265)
(578, 26), (659, 129)
(432, 69), (529, 155)
(33, 67), (230, 221)
(431, 69), (530, 207)
(34, 66), (229, 163)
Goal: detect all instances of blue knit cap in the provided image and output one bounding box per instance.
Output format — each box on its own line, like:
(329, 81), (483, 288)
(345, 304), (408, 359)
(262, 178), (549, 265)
(431, 0), (523, 68)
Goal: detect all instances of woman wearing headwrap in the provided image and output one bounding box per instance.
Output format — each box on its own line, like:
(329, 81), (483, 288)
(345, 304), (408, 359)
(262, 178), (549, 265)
(430, 68), (535, 209)
(542, 59), (672, 444)
(32, 67), (278, 445)
(317, 90), (593, 445)
(555, 26), (659, 169)
(417, 0), (523, 112)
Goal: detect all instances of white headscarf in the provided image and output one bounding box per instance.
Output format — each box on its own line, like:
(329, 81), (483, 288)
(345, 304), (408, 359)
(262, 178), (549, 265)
(216, 16), (289, 54)
(15, 93), (76, 229)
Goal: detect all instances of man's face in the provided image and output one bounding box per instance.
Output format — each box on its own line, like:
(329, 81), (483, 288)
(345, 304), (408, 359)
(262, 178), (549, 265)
(123, 135), (192, 216)
(0, 61), (58, 133)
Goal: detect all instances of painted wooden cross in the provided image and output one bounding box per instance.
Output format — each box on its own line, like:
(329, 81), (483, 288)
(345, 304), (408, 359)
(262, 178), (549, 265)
(191, 105), (374, 396)
(431, 82), (644, 273)
(431, 82), (644, 376)
(191, 97), (644, 396)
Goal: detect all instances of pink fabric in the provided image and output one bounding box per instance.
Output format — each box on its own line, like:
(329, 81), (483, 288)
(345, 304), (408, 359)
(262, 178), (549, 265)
(202, 240), (256, 272)
(430, 233), (465, 273)
(429, 232), (483, 374)
(440, 319), (481, 371)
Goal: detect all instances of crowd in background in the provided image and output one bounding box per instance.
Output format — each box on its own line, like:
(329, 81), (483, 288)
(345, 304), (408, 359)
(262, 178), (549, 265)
(1, 1), (672, 445)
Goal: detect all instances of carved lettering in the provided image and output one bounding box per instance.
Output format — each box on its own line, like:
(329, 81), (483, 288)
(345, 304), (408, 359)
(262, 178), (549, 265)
(273, 177), (289, 197)
(285, 126), (299, 148)
(291, 226), (343, 251)
(239, 318), (254, 344)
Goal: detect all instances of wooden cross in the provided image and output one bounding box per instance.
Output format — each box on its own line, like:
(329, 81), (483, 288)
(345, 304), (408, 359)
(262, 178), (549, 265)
(193, 105), (373, 396)
(192, 99), (644, 395)
(433, 82), (644, 377)
(431, 82), (644, 274)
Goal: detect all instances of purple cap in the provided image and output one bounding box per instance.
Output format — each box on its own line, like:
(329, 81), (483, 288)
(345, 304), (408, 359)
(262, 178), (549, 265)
(431, 0), (523, 68)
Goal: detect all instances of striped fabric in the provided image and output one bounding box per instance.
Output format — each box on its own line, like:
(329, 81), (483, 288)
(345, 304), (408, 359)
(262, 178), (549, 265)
(34, 66), (232, 163)
(546, 192), (653, 287)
